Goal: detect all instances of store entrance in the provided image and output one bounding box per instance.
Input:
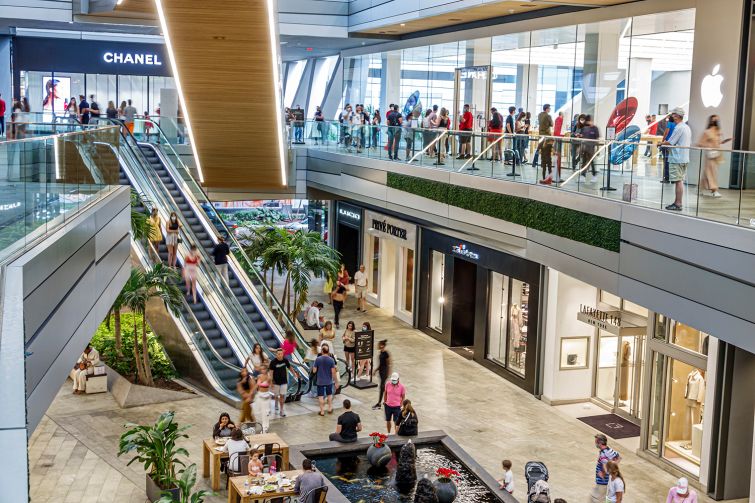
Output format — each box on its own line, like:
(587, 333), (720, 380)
(337, 223), (360, 277)
(595, 330), (645, 423)
(451, 257), (476, 348)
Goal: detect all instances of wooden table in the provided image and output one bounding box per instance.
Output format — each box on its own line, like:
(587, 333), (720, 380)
(202, 433), (290, 491)
(228, 470), (302, 503)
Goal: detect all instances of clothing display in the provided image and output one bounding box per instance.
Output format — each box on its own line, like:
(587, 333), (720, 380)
(683, 370), (705, 439)
(619, 341), (631, 401)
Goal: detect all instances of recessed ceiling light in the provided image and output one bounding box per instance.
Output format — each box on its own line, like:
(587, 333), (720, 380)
(116, 0), (124, 4)
(379, 31), (386, 34)
(400, 23), (406, 27)
(212, 35), (226, 40)
(448, 18), (462, 21)
(508, 9), (515, 13)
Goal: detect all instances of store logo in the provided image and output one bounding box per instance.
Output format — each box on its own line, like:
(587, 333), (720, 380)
(701, 64), (724, 108)
(459, 66), (488, 80)
(103, 52), (163, 66)
(451, 243), (479, 260)
(0, 202), (21, 211)
(372, 219), (407, 239)
(338, 208), (360, 221)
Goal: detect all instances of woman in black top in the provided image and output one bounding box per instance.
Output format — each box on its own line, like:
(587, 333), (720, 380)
(236, 368), (256, 424)
(212, 412), (236, 438)
(166, 211), (180, 268)
(372, 339), (390, 410)
(397, 399), (418, 436)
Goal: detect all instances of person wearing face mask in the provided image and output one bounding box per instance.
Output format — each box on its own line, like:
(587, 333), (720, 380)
(697, 114), (731, 198)
(661, 107), (692, 211)
(572, 114), (586, 170)
(166, 211), (181, 268)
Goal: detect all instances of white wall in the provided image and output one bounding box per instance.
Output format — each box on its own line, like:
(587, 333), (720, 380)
(648, 70), (692, 117)
(542, 270), (598, 403)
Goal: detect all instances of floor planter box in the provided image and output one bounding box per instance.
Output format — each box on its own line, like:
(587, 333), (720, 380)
(146, 473), (179, 502)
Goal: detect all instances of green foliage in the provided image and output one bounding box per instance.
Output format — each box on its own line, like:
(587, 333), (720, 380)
(130, 189), (154, 241)
(157, 464), (210, 503)
(224, 208), (284, 226)
(386, 172), (621, 252)
(118, 411), (190, 490)
(92, 312), (177, 379)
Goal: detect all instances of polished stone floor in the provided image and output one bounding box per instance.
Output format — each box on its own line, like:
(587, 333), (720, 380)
(30, 294), (745, 503)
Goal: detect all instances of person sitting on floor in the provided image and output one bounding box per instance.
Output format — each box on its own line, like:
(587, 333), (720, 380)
(72, 344), (102, 394)
(305, 302), (324, 329)
(329, 399), (362, 443)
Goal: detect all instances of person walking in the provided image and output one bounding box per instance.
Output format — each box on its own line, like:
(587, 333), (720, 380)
(515, 111), (527, 164)
(554, 111), (564, 180)
(434, 108), (450, 165)
(372, 339), (391, 410)
(165, 212), (180, 268)
(605, 461), (625, 503)
(211, 236), (231, 284)
(106, 101), (118, 120)
(148, 208), (163, 262)
(660, 113), (676, 183)
(351, 104), (366, 153)
(236, 368), (256, 424)
(331, 284), (346, 328)
(78, 94), (91, 125)
(572, 114), (586, 170)
(537, 104), (554, 183)
(579, 115), (601, 183)
(697, 114), (731, 198)
(313, 344), (337, 415)
(589, 433), (621, 503)
(244, 343), (268, 376)
(124, 99), (138, 133)
(371, 109), (381, 149)
(458, 104), (474, 159)
(353, 264), (368, 311)
(312, 106), (324, 145)
(329, 398), (362, 443)
(89, 94), (101, 119)
(356, 321), (372, 380)
(253, 364), (272, 432)
(0, 93), (5, 136)
(662, 107), (692, 211)
(666, 477), (697, 503)
(382, 372), (406, 434)
(487, 107), (503, 162)
(397, 399), (418, 436)
(342, 320), (356, 371)
(269, 348), (291, 417)
(386, 104), (402, 160)
(183, 244), (200, 304)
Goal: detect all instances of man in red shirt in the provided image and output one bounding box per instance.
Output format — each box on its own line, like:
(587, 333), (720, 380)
(457, 104), (474, 159)
(0, 93), (6, 136)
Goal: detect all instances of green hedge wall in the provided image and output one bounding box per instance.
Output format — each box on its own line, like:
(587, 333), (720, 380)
(386, 172), (621, 252)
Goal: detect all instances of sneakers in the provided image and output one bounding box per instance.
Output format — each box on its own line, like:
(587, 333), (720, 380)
(712, 191), (722, 198)
(665, 203), (683, 211)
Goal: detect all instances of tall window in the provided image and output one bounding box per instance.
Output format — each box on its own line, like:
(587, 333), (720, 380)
(429, 251), (445, 331)
(488, 272), (530, 377)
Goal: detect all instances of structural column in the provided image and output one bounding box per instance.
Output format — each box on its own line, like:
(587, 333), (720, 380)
(582, 19), (623, 128)
(627, 57), (653, 128)
(380, 51), (401, 115)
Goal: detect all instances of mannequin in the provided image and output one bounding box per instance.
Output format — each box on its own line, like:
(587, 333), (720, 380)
(683, 369), (705, 441)
(510, 304), (523, 365)
(619, 341), (631, 402)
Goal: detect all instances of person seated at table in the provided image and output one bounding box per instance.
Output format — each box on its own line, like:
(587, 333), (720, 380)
(248, 452), (264, 476)
(329, 399), (361, 443)
(212, 412), (236, 438)
(294, 459), (327, 503)
(220, 428), (249, 472)
(72, 344), (102, 394)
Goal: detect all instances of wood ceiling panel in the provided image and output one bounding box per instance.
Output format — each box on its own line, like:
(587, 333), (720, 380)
(158, 0), (284, 191)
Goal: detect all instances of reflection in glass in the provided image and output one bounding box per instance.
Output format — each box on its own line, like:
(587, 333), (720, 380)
(403, 248), (414, 313)
(595, 330), (618, 404)
(370, 235), (379, 295)
(671, 321), (709, 355)
(507, 279), (529, 377)
(487, 271), (509, 366)
(429, 251), (445, 332)
(647, 352), (665, 455)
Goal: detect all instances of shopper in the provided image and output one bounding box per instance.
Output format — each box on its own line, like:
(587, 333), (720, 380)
(382, 372), (406, 434)
(282, 330), (298, 362)
(312, 106), (324, 145)
(590, 433), (621, 503)
(269, 348), (291, 417)
(605, 461), (625, 503)
(666, 477), (697, 503)
(397, 399), (418, 436)
(404, 111), (416, 160)
(554, 111), (564, 180)
(253, 364), (271, 432)
(329, 398), (362, 443)
(458, 104), (474, 159)
(498, 459), (514, 494)
(183, 244), (200, 304)
(572, 114), (586, 170)
(166, 211), (180, 268)
(515, 111), (527, 163)
(386, 104), (402, 160)
(211, 236), (231, 284)
(537, 104), (554, 182)
(342, 320), (356, 371)
(660, 113), (676, 183)
(372, 339), (391, 410)
(236, 368), (256, 423)
(644, 114), (658, 156)
(66, 96), (78, 119)
(148, 208), (163, 262)
(106, 101), (118, 120)
(340, 104), (353, 148)
(304, 338), (319, 396)
(313, 344), (337, 415)
(305, 302), (324, 329)
(697, 114), (731, 198)
(0, 93), (5, 136)
(244, 343), (268, 376)
(434, 108), (450, 165)
(487, 107), (504, 162)
(124, 99), (138, 133)
(212, 412), (236, 439)
(371, 109), (381, 148)
(79, 94), (91, 124)
(89, 95), (101, 119)
(292, 104), (305, 143)
(319, 320), (336, 348)
(354, 264), (368, 311)
(351, 104), (366, 153)
(422, 108), (436, 156)
(579, 115), (601, 182)
(662, 107), (692, 211)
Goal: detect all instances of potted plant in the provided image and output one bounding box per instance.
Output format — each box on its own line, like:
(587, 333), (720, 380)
(118, 411), (190, 502)
(157, 464), (210, 503)
(366, 432), (391, 468)
(433, 467), (460, 503)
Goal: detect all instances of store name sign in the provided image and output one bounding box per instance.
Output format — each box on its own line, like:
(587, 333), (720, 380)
(459, 66), (488, 80)
(451, 243), (479, 260)
(338, 208), (360, 221)
(103, 52), (163, 66)
(372, 219), (407, 239)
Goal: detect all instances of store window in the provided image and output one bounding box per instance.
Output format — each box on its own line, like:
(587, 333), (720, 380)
(402, 248), (414, 313)
(671, 322), (710, 356)
(487, 271), (509, 366)
(487, 273), (530, 377)
(429, 250), (445, 332)
(595, 330), (618, 404)
(370, 235), (380, 295)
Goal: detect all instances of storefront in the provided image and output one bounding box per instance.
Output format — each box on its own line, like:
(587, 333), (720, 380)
(418, 229), (542, 393)
(334, 201), (362, 277)
(12, 37), (173, 117)
(362, 211), (417, 325)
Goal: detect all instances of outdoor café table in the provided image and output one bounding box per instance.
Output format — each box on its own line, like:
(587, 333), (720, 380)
(228, 470), (303, 503)
(202, 433), (290, 491)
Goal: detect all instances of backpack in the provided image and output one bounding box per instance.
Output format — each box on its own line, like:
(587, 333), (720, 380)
(490, 112), (502, 129)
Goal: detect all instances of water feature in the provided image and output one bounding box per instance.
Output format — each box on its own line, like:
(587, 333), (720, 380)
(312, 442), (502, 502)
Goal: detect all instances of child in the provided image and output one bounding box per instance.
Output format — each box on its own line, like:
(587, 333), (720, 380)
(248, 452), (263, 476)
(499, 459), (514, 494)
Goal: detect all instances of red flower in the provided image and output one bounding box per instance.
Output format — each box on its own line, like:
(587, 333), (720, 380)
(368, 432), (388, 448)
(436, 467), (460, 480)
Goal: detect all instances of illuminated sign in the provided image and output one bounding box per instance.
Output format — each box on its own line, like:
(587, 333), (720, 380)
(459, 66), (488, 80)
(338, 208), (361, 221)
(103, 52), (163, 66)
(701, 64), (724, 108)
(451, 243), (479, 260)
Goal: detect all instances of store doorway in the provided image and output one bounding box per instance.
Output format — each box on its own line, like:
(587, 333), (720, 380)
(337, 223), (360, 277)
(379, 239), (397, 314)
(451, 257), (476, 348)
(453, 65), (492, 160)
(595, 330), (645, 423)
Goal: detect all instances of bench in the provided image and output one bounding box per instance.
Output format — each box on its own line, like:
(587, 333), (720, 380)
(69, 368), (108, 394)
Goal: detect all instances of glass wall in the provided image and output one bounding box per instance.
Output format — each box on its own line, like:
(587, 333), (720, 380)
(487, 272), (530, 377)
(308, 56), (339, 117)
(429, 250), (445, 331)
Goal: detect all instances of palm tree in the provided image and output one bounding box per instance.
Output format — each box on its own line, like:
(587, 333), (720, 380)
(130, 190), (153, 242)
(240, 226), (285, 301)
(121, 264), (182, 386)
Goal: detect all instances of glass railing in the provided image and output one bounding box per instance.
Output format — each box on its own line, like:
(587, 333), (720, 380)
(296, 120), (755, 229)
(0, 125), (122, 263)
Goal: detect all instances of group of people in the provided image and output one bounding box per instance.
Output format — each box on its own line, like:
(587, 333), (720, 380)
(1, 93), (30, 139)
(62, 94), (140, 131)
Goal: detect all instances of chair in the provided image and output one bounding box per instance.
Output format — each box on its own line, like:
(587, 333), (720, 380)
(262, 453), (283, 473)
(225, 451), (250, 488)
(264, 442), (282, 459)
(239, 421), (263, 436)
(300, 485), (328, 503)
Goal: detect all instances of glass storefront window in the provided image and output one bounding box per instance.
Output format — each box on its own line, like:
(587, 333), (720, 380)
(402, 248), (414, 313)
(624, 300), (648, 317)
(149, 76), (177, 115)
(487, 271), (509, 366)
(486, 273), (529, 377)
(661, 358), (705, 475)
(370, 235), (380, 295)
(595, 330), (618, 404)
(508, 279), (529, 377)
(118, 75), (147, 116)
(647, 352), (666, 455)
(671, 322), (710, 356)
(429, 250), (445, 332)
(600, 291), (621, 308)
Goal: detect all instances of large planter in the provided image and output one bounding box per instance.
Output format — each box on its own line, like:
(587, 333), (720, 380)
(146, 473), (179, 502)
(433, 478), (458, 503)
(366, 444), (392, 468)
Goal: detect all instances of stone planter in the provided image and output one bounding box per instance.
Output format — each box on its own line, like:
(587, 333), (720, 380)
(433, 478), (458, 503)
(145, 473), (179, 502)
(366, 444), (392, 468)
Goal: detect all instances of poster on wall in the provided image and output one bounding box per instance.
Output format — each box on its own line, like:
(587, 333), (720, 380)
(42, 76), (70, 113)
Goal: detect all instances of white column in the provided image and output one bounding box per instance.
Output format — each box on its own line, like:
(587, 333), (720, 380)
(582, 20), (623, 128)
(380, 51), (401, 117)
(523, 64), (539, 113)
(627, 57), (653, 129)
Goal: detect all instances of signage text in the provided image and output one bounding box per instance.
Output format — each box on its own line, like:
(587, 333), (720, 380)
(338, 208), (360, 221)
(451, 243), (479, 260)
(103, 52), (162, 66)
(372, 219), (407, 240)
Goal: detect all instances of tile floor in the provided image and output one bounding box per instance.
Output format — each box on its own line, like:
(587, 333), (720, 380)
(30, 293), (746, 503)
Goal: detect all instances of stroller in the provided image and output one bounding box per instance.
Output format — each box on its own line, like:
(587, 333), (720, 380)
(525, 461), (551, 503)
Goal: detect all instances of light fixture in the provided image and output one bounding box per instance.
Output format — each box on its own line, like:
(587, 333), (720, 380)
(438, 297), (445, 304)
(53, 136), (61, 179)
(266, 0), (288, 186)
(448, 18), (462, 21)
(400, 23), (406, 27)
(154, 0), (205, 182)
(117, 0), (124, 4)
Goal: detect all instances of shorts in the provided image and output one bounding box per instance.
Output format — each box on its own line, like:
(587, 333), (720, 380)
(459, 132), (471, 143)
(272, 383), (288, 396)
(355, 285), (367, 298)
(344, 346), (355, 353)
(384, 404), (401, 423)
(669, 162), (688, 182)
(165, 233), (178, 247)
(317, 384), (334, 397)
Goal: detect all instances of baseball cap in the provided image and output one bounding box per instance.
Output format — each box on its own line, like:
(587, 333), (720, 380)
(390, 372), (400, 384)
(671, 107), (686, 117)
(675, 478), (689, 495)
(594, 433), (608, 444)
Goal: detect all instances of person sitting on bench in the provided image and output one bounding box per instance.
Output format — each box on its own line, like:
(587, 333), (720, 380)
(304, 302), (324, 330)
(329, 399), (361, 443)
(73, 344), (102, 394)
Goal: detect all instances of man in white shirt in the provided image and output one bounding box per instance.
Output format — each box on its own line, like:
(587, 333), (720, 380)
(73, 344), (102, 394)
(305, 302), (324, 329)
(351, 104), (365, 152)
(662, 107), (692, 211)
(353, 264), (368, 312)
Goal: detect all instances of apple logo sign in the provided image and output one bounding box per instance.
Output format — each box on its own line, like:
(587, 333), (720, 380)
(701, 64), (724, 108)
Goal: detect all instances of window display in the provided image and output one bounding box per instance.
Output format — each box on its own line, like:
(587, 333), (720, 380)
(559, 337), (589, 369)
(370, 235), (379, 295)
(403, 249), (414, 313)
(429, 251), (445, 332)
(662, 359), (705, 474)
(487, 273), (529, 377)
(487, 272), (509, 366)
(508, 280), (529, 377)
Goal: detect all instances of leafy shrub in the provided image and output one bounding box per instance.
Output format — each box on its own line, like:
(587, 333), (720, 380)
(91, 313), (177, 380)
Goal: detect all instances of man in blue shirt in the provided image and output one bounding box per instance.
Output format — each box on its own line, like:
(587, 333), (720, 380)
(590, 434), (621, 503)
(662, 107), (691, 211)
(78, 95), (90, 124)
(312, 344), (337, 415)
(660, 115), (676, 183)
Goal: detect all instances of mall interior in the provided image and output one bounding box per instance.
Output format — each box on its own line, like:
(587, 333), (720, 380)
(1, 0), (755, 502)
